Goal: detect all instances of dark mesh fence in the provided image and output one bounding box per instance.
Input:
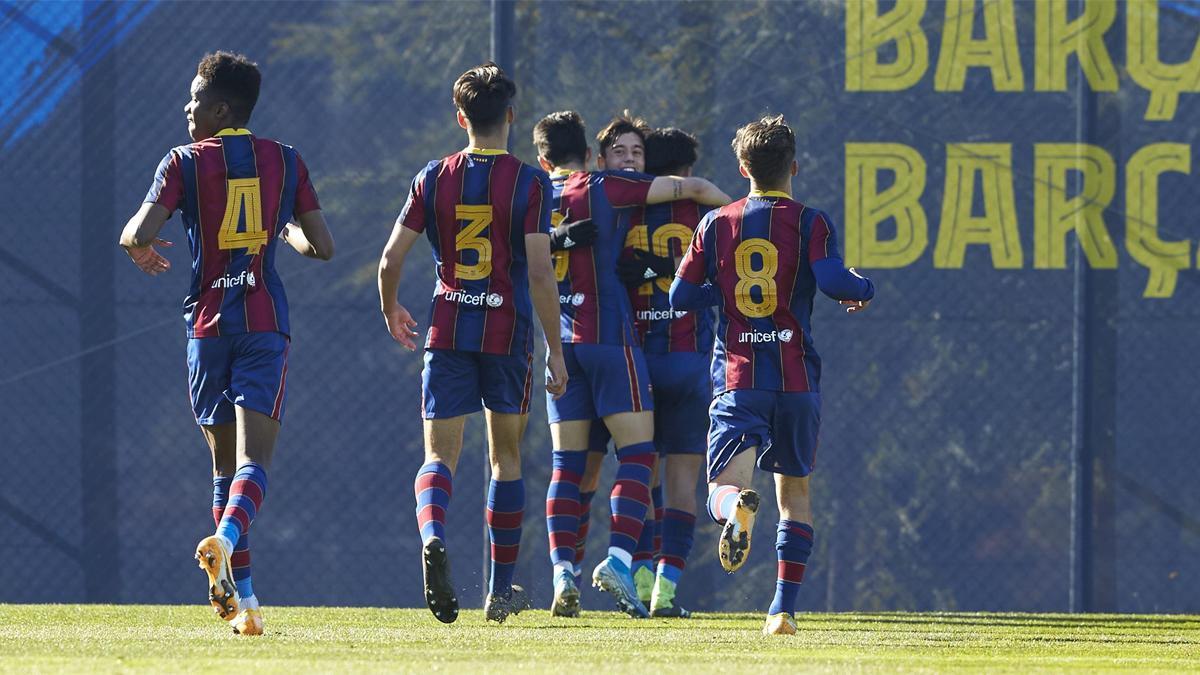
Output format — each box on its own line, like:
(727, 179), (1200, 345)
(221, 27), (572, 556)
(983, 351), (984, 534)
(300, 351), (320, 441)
(2, 0), (1198, 614)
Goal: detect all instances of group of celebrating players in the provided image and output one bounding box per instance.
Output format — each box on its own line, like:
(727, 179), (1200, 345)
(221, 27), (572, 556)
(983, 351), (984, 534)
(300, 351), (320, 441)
(118, 52), (874, 638)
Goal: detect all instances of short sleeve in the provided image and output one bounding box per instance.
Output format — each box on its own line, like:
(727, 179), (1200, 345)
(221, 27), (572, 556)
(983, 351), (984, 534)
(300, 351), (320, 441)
(676, 211), (715, 284)
(601, 170), (654, 208)
(143, 150), (184, 213)
(808, 210), (842, 264)
(293, 151), (322, 215)
(524, 170), (552, 236)
(398, 165), (430, 233)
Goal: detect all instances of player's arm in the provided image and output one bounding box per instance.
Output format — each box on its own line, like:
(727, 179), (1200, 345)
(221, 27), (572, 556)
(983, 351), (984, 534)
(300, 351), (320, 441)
(646, 176), (730, 207)
(668, 216), (720, 310)
(525, 232), (568, 398)
(281, 210), (335, 260)
(808, 210), (874, 313)
(118, 203), (174, 276)
(378, 221), (421, 351)
(668, 278), (721, 311)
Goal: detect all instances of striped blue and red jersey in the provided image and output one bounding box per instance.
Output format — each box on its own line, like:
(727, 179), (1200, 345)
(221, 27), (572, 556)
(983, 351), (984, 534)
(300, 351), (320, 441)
(144, 128), (320, 338)
(399, 149), (552, 356)
(624, 199), (714, 354)
(676, 193), (841, 394)
(550, 169), (654, 345)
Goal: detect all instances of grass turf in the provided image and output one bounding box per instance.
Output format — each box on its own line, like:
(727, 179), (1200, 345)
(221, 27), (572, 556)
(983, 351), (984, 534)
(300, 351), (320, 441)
(0, 605), (1196, 672)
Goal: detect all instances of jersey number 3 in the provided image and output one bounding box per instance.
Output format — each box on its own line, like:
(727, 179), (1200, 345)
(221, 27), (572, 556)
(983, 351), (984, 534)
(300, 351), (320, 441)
(734, 238), (778, 318)
(455, 205), (493, 280)
(218, 178), (268, 254)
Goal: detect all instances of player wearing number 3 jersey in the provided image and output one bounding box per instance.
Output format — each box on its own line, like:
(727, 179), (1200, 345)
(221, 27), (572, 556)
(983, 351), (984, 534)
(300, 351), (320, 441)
(378, 63), (567, 625)
(119, 52), (335, 636)
(670, 115), (873, 636)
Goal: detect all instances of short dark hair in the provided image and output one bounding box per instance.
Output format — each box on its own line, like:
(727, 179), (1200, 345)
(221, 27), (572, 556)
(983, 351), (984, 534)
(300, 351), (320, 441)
(533, 111), (588, 167)
(732, 115), (795, 185)
(644, 127), (698, 176)
(196, 51), (261, 124)
(596, 112), (650, 157)
(452, 61), (516, 134)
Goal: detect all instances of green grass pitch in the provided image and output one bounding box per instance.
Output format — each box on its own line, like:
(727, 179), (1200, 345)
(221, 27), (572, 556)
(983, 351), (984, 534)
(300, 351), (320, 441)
(0, 605), (1196, 672)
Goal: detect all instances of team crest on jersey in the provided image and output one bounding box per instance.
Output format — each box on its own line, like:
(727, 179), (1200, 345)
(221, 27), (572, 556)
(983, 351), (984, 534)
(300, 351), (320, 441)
(444, 289), (502, 308)
(487, 293), (503, 308)
(779, 329), (794, 342)
(572, 293), (585, 306)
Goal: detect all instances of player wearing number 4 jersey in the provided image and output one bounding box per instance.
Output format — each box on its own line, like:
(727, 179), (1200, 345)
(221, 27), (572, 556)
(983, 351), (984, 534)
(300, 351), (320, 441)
(119, 52), (335, 636)
(378, 63), (567, 625)
(532, 111), (730, 619)
(670, 115), (874, 636)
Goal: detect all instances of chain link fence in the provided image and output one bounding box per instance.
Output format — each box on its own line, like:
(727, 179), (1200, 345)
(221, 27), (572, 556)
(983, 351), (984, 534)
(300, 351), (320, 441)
(2, 0), (1198, 614)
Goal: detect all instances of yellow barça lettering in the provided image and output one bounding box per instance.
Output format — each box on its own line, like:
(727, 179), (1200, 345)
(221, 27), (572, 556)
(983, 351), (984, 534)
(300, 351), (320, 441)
(844, 142), (1196, 298)
(844, 0), (1197, 121)
(733, 239), (778, 318)
(218, 178), (267, 254)
(454, 204), (493, 281)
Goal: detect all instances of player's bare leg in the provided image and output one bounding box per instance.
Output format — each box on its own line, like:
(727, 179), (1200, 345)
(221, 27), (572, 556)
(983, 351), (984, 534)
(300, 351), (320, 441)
(482, 411), (531, 623)
(763, 473), (811, 636)
(416, 416), (465, 623)
(548, 420), (591, 617)
(651, 454), (703, 618)
(708, 448), (758, 573)
(590, 411), (655, 618)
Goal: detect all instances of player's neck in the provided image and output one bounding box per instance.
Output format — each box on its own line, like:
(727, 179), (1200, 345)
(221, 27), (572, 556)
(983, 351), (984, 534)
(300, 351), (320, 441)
(552, 161), (587, 173)
(465, 130), (509, 153)
(748, 181), (792, 198)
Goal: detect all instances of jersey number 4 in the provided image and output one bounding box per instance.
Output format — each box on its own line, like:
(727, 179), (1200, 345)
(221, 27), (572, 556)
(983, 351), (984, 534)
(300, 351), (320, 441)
(218, 178), (268, 254)
(734, 238), (778, 318)
(455, 205), (493, 280)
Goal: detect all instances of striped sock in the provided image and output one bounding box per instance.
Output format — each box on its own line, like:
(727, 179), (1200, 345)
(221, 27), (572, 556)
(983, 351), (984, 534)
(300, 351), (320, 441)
(769, 520), (814, 617)
(415, 461), (453, 544)
(632, 478), (662, 576)
(608, 442), (655, 558)
(214, 463), (267, 552)
(574, 490), (595, 582)
(487, 478), (524, 596)
(212, 476), (254, 600)
(651, 482), (664, 563)
(706, 484), (740, 524)
(657, 508), (696, 584)
(547, 451), (586, 570)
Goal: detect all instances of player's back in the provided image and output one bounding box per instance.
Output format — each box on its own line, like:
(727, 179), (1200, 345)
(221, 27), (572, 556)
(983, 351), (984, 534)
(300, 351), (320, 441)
(625, 199), (713, 353)
(689, 193), (834, 394)
(147, 129), (320, 338)
(551, 169), (653, 345)
(400, 150), (549, 355)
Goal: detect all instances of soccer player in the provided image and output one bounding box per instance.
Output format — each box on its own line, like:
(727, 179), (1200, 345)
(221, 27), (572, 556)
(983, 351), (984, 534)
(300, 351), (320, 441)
(377, 62), (567, 624)
(669, 115), (874, 635)
(533, 111), (730, 618)
(118, 52), (335, 636)
(613, 127), (714, 618)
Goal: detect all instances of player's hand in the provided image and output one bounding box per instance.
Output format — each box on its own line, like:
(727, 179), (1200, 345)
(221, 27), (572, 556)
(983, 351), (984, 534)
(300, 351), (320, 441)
(616, 250), (674, 286)
(383, 305), (420, 350)
(545, 348), (568, 399)
(123, 239), (173, 276)
(549, 218), (597, 252)
(840, 299), (870, 314)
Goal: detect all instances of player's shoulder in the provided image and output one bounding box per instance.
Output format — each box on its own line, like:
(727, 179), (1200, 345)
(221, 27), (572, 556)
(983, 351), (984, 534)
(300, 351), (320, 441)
(598, 168), (654, 184)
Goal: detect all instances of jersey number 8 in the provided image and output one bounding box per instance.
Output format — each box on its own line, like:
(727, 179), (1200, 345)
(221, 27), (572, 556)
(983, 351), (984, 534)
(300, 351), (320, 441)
(455, 204), (493, 280)
(733, 238), (778, 318)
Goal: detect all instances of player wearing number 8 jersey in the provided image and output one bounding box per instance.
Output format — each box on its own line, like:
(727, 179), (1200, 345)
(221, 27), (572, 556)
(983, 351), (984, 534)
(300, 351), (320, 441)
(670, 115), (873, 636)
(119, 52), (335, 636)
(378, 63), (567, 625)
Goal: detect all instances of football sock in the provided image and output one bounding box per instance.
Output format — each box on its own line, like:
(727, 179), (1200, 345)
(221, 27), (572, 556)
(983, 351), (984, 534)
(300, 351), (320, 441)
(651, 482), (664, 563)
(706, 484), (740, 525)
(657, 508), (696, 584)
(608, 442), (655, 558)
(213, 476), (254, 599)
(214, 463), (267, 554)
(487, 478), (524, 597)
(547, 451), (586, 571)
(769, 520), (814, 617)
(574, 490), (595, 580)
(414, 461), (453, 544)
(632, 478), (662, 576)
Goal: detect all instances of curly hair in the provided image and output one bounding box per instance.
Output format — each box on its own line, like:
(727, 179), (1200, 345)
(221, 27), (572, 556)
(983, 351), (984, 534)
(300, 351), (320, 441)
(196, 51), (261, 123)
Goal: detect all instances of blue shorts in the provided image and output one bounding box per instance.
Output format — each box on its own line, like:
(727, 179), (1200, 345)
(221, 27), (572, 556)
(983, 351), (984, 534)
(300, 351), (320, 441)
(547, 343), (653, 423)
(707, 390), (821, 480)
(422, 349), (534, 419)
(647, 351), (711, 454)
(187, 332), (290, 426)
